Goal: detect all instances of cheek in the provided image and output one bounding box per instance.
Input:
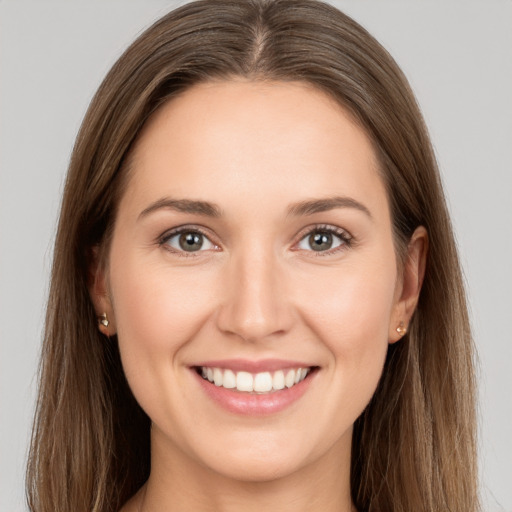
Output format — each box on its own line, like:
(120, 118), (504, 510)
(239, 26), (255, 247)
(298, 258), (397, 344)
(111, 258), (216, 354)
(295, 260), (396, 433)
(107, 247), (220, 413)
(296, 256), (397, 396)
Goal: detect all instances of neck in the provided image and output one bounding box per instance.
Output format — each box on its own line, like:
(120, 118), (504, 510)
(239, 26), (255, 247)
(130, 426), (355, 512)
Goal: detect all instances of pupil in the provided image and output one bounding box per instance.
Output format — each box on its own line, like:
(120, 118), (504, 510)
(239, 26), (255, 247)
(310, 232), (332, 251)
(179, 232), (203, 251)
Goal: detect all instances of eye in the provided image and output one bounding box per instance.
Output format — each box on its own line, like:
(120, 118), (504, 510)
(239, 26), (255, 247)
(160, 227), (217, 254)
(296, 225), (351, 254)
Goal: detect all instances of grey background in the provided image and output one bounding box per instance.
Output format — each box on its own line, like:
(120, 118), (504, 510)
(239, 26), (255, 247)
(1, 1), (511, 511)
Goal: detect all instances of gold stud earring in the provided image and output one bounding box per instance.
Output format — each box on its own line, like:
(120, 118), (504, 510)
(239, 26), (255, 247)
(99, 312), (109, 327)
(396, 321), (407, 335)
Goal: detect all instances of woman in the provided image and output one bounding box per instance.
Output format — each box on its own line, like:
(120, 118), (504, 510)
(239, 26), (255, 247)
(26, 1), (479, 511)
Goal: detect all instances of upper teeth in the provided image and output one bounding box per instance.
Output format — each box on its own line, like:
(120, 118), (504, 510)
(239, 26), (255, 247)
(200, 367), (310, 393)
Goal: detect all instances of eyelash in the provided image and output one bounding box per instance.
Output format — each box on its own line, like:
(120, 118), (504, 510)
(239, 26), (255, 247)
(157, 224), (353, 258)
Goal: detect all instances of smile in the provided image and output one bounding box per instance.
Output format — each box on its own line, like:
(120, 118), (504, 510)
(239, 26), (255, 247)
(191, 361), (319, 415)
(197, 366), (311, 394)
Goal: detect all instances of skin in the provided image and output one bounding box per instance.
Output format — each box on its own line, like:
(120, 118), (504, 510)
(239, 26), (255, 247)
(90, 80), (427, 512)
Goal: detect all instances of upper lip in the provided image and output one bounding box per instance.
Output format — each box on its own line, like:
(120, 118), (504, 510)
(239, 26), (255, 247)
(191, 358), (316, 373)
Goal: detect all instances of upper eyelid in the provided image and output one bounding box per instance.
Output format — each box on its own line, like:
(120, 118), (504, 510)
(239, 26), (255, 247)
(159, 224), (216, 242)
(294, 224), (351, 240)
(158, 224), (352, 245)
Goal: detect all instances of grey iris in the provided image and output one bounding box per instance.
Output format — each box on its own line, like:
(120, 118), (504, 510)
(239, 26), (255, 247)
(310, 232), (333, 251)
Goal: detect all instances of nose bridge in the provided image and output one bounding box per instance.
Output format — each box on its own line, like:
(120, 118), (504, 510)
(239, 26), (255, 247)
(216, 238), (291, 342)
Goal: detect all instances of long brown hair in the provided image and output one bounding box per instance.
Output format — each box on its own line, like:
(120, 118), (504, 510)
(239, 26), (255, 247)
(26, 1), (479, 511)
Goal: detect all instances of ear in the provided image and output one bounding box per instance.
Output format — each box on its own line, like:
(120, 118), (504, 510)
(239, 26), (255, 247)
(88, 245), (116, 336)
(388, 226), (428, 343)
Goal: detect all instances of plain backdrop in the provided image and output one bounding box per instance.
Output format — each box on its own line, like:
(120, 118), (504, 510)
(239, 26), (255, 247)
(1, 1), (511, 511)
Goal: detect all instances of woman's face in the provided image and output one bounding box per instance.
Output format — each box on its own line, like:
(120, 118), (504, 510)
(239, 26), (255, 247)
(93, 80), (421, 482)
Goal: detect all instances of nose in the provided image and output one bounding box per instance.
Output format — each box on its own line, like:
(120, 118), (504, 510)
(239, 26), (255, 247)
(215, 244), (294, 343)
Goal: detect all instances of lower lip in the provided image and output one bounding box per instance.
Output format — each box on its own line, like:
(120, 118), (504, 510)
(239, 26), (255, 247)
(192, 369), (316, 416)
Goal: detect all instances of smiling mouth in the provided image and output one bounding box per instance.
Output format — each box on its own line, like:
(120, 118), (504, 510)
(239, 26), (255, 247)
(194, 366), (318, 394)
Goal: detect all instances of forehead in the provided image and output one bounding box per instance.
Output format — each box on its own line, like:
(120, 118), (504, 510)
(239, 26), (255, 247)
(120, 80), (388, 222)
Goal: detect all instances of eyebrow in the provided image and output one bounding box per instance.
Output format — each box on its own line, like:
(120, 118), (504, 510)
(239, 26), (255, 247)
(138, 195), (372, 220)
(138, 198), (223, 219)
(286, 196), (372, 219)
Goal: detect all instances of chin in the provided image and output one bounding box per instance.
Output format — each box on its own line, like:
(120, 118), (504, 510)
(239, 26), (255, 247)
(203, 451), (307, 483)
(187, 427), (342, 485)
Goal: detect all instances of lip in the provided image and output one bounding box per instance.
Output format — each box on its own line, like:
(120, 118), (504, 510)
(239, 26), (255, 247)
(192, 358), (314, 373)
(190, 360), (318, 416)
